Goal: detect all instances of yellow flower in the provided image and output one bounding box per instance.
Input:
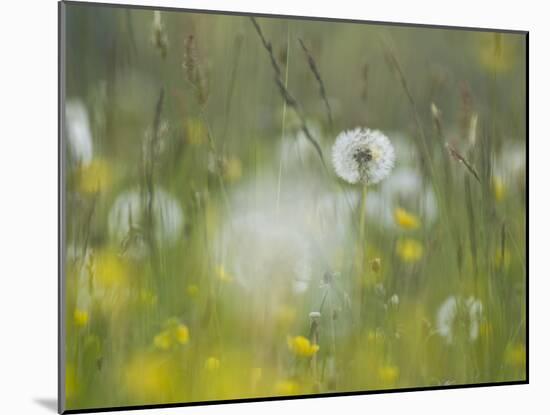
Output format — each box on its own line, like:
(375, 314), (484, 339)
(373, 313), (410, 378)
(94, 251), (129, 289)
(396, 238), (424, 262)
(124, 353), (172, 400)
(287, 335), (319, 357)
(215, 265), (234, 283)
(504, 343), (526, 367)
(73, 309), (89, 327)
(153, 330), (173, 350)
(223, 157), (243, 183)
(205, 356), (220, 371)
(378, 365), (399, 385)
(493, 176), (506, 201)
(153, 320), (189, 350)
(175, 324), (189, 345)
(185, 118), (207, 145)
(394, 207), (420, 230)
(75, 159), (112, 194)
(477, 33), (518, 73)
(186, 284), (199, 298)
(84, 251), (132, 313)
(275, 380), (300, 395)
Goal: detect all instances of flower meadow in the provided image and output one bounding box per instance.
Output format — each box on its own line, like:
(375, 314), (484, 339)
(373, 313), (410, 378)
(62, 3), (527, 411)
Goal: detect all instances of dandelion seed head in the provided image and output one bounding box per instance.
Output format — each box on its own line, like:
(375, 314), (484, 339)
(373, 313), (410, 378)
(332, 127), (395, 185)
(436, 297), (457, 343)
(309, 311), (321, 320)
(215, 209), (313, 294)
(66, 99), (93, 165)
(108, 188), (184, 250)
(436, 295), (483, 344)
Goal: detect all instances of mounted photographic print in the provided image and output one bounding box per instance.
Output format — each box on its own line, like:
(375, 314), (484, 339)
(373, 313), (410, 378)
(59, 1), (528, 413)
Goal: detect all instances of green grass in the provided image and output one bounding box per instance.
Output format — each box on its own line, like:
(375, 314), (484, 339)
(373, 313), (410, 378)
(63, 3), (526, 411)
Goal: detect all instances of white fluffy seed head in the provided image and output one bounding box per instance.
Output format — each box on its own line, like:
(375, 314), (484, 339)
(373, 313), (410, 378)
(331, 127), (395, 185)
(436, 296), (483, 344)
(309, 311), (321, 320)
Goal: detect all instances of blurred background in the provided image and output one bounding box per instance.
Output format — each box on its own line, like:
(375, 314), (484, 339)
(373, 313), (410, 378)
(63, 2), (526, 410)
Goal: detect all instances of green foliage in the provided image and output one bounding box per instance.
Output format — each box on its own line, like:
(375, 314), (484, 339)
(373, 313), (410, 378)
(63, 3), (526, 411)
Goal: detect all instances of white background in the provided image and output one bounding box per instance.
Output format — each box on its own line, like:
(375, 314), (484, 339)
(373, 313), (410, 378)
(0, 0), (543, 413)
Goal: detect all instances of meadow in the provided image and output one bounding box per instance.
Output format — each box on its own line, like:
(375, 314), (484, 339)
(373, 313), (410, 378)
(62, 3), (527, 411)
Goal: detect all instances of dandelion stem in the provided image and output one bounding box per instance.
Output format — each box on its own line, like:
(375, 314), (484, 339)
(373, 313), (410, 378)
(357, 185), (368, 323)
(309, 317), (319, 381)
(78, 192), (98, 275)
(143, 87), (164, 273)
(359, 185), (367, 242)
(327, 293), (338, 385)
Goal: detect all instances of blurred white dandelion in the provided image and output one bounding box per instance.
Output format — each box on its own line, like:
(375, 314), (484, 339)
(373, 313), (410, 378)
(213, 170), (362, 321)
(108, 188), (184, 252)
(331, 127), (395, 185)
(213, 170), (351, 302)
(501, 142), (526, 175)
(216, 210), (313, 295)
(65, 99), (93, 165)
(436, 295), (483, 344)
(495, 141), (526, 183)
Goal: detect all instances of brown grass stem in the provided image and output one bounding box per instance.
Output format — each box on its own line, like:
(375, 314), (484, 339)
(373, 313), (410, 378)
(250, 17), (325, 166)
(298, 38), (333, 128)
